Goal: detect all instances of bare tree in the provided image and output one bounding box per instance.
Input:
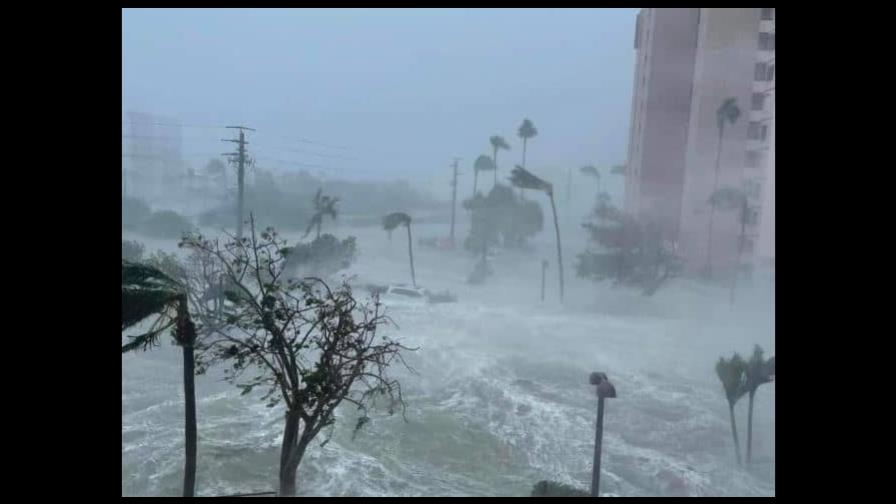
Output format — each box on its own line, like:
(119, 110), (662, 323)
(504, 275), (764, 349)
(180, 217), (415, 497)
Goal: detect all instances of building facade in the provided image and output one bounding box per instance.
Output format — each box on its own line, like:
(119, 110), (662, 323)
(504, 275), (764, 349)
(624, 8), (775, 276)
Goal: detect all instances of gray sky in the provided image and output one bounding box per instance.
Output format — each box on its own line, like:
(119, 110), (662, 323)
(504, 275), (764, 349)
(123, 8), (638, 194)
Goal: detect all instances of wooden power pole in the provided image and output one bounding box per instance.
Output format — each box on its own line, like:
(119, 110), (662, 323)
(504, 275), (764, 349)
(222, 125), (254, 239)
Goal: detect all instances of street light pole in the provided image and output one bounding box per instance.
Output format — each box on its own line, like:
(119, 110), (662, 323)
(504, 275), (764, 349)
(589, 372), (617, 497)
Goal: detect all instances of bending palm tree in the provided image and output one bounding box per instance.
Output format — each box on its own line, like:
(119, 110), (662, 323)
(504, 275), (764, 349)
(744, 346), (775, 464)
(518, 120), (538, 197)
(122, 260), (198, 497)
(715, 353), (748, 465)
(706, 98), (741, 278)
(303, 188), (339, 240)
(511, 166), (564, 301)
(473, 155), (496, 198)
(383, 212), (416, 287)
(489, 135), (511, 188)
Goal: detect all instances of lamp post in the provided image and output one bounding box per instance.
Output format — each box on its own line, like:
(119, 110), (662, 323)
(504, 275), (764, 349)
(589, 372), (617, 497)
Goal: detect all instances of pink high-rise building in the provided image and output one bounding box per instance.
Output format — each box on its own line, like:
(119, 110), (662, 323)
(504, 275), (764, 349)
(625, 8), (775, 275)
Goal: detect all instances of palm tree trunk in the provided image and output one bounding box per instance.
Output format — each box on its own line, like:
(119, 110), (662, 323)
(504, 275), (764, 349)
(182, 343), (197, 497)
(728, 402), (742, 466)
(520, 140), (527, 198)
(473, 170), (479, 197)
(541, 261), (547, 302)
(549, 193), (564, 301)
(493, 147), (499, 188)
(746, 390), (755, 464)
(316, 219), (322, 240)
(706, 125), (724, 278)
(406, 224), (416, 287)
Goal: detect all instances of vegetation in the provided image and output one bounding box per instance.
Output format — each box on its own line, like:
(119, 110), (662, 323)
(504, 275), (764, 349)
(510, 165), (564, 301)
(744, 345), (775, 464)
(141, 210), (196, 239)
(123, 197), (152, 230)
(121, 260), (199, 497)
(575, 200), (682, 296)
(383, 212), (416, 287)
(472, 154), (496, 198)
(706, 97), (741, 277)
(179, 219), (414, 496)
(579, 165), (601, 200)
(489, 135), (511, 187)
(303, 188), (339, 240)
(122, 240), (146, 262)
(715, 353), (748, 465)
(284, 233), (358, 278)
(462, 184), (544, 255)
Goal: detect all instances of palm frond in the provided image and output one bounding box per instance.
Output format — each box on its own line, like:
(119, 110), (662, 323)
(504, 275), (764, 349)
(611, 164), (626, 175)
(474, 155), (496, 172)
(382, 212), (411, 231)
(518, 119), (538, 140)
(580, 165), (600, 178)
(745, 345), (775, 390)
(510, 165), (552, 193)
(717, 97), (741, 128)
(122, 287), (180, 330)
(715, 353), (748, 404)
(490, 135), (510, 151)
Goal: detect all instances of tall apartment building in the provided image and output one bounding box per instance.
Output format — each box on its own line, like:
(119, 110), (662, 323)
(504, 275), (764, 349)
(624, 8), (775, 275)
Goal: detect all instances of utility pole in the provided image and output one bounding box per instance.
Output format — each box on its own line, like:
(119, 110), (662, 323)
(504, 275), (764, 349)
(449, 157), (460, 246)
(566, 167), (572, 228)
(222, 125), (255, 239)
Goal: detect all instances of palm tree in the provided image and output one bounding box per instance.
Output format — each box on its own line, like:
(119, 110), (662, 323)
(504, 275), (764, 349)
(610, 164), (626, 175)
(473, 155), (496, 198)
(518, 119), (538, 168)
(383, 212), (416, 287)
(744, 345), (775, 464)
(518, 120), (538, 197)
(715, 352), (748, 465)
(579, 165), (602, 200)
(303, 188), (339, 240)
(510, 166), (564, 301)
(708, 187), (750, 303)
(122, 260), (198, 497)
(706, 98), (742, 278)
(489, 135), (511, 188)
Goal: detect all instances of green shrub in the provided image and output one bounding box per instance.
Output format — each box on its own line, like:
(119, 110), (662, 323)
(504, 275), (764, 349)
(121, 240), (145, 262)
(284, 234), (357, 277)
(141, 210), (196, 239)
(122, 197), (151, 230)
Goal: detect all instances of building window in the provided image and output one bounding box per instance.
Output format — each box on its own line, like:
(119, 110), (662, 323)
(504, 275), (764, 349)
(748, 122), (761, 140)
(755, 62), (767, 81)
(751, 93), (765, 111)
(758, 32), (775, 51)
(760, 124), (769, 141)
(766, 64), (775, 82)
(761, 8), (774, 21)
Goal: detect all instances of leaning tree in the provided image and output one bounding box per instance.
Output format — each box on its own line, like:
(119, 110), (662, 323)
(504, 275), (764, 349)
(121, 260), (199, 497)
(715, 352), (748, 465)
(180, 217), (415, 497)
(510, 165), (564, 301)
(303, 188), (339, 240)
(382, 212), (417, 288)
